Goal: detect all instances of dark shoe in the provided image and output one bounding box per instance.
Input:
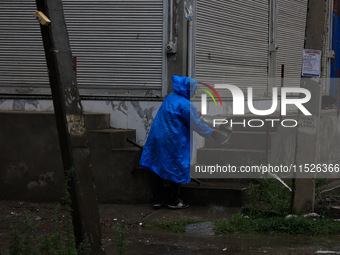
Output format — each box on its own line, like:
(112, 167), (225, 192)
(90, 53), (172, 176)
(153, 203), (162, 210)
(167, 199), (190, 209)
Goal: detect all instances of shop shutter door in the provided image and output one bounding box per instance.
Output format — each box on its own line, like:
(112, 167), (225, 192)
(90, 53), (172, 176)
(194, 0), (269, 97)
(0, 0), (164, 97)
(0, 1), (50, 95)
(275, 0), (308, 87)
(63, 0), (164, 97)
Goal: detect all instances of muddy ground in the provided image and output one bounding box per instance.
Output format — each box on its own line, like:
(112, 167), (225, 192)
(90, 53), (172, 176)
(1, 200), (340, 255)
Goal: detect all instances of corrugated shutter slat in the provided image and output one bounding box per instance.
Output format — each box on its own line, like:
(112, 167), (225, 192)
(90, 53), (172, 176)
(276, 0), (308, 87)
(0, 0), (164, 96)
(195, 0), (269, 97)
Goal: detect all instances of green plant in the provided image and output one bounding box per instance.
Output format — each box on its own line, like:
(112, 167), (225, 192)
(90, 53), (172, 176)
(115, 224), (130, 255)
(39, 168), (80, 255)
(9, 213), (36, 255)
(244, 179), (291, 217)
(8, 168), (89, 255)
(214, 214), (340, 236)
(38, 203), (78, 255)
(314, 178), (340, 218)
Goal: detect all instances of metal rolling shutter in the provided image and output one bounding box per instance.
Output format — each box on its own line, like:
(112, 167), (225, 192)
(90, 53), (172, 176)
(275, 0), (308, 87)
(63, 0), (164, 97)
(194, 0), (269, 97)
(0, 1), (50, 95)
(0, 0), (164, 97)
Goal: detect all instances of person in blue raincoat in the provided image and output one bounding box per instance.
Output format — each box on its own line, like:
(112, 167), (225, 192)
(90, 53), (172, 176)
(140, 75), (214, 209)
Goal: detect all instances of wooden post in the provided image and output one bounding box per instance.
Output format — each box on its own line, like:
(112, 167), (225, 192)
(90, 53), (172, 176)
(35, 0), (103, 253)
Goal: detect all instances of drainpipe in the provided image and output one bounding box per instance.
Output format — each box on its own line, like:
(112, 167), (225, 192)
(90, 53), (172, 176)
(169, 0), (173, 43)
(185, 0), (194, 77)
(166, 0), (177, 54)
(187, 19), (193, 77)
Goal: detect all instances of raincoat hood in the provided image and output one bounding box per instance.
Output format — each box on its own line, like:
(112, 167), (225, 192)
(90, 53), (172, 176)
(172, 75), (197, 99)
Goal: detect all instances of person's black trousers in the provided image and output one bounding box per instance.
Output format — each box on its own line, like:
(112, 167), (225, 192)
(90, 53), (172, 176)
(151, 171), (180, 205)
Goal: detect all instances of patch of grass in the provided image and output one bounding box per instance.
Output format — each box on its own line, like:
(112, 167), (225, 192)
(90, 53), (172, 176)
(214, 214), (340, 236)
(150, 219), (204, 233)
(115, 224), (130, 255)
(315, 178), (340, 218)
(9, 213), (36, 255)
(7, 168), (90, 255)
(243, 179), (293, 218)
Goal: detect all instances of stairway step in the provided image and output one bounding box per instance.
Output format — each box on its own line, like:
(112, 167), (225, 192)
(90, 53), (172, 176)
(180, 181), (249, 207)
(87, 128), (136, 149)
(89, 141), (146, 203)
(84, 112), (110, 130)
(206, 131), (274, 150)
(196, 148), (268, 166)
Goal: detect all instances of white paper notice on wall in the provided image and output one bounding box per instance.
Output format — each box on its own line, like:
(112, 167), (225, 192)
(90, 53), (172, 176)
(302, 49), (321, 77)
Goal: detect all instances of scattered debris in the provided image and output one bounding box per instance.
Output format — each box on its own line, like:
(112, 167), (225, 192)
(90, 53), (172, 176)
(303, 213), (321, 219)
(285, 214), (298, 219)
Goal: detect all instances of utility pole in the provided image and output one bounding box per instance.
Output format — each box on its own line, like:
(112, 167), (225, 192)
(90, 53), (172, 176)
(292, 0), (328, 213)
(35, 0), (103, 253)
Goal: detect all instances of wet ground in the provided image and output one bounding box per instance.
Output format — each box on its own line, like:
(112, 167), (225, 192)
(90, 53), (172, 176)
(1, 201), (340, 254)
(119, 228), (340, 255)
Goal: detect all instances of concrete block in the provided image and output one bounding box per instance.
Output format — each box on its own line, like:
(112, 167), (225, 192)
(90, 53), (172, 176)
(0, 111), (64, 201)
(0, 110), (149, 203)
(89, 145), (152, 203)
(87, 129), (136, 149)
(181, 181), (248, 207)
(84, 112), (111, 130)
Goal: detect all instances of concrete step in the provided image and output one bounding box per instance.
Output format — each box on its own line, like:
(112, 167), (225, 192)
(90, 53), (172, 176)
(132, 166), (251, 206)
(87, 128), (136, 149)
(206, 131), (274, 150)
(84, 112), (111, 130)
(0, 110), (110, 130)
(0, 110), (110, 128)
(180, 180), (249, 207)
(196, 148), (268, 166)
(89, 139), (149, 203)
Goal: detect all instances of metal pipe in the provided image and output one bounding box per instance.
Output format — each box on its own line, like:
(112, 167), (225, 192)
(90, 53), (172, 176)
(169, 0), (173, 43)
(266, 121), (270, 157)
(280, 64), (285, 120)
(267, 172), (292, 192)
(187, 19), (193, 77)
(337, 69), (340, 116)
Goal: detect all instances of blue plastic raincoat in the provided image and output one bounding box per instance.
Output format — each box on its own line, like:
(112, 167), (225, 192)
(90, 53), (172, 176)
(139, 75), (213, 184)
